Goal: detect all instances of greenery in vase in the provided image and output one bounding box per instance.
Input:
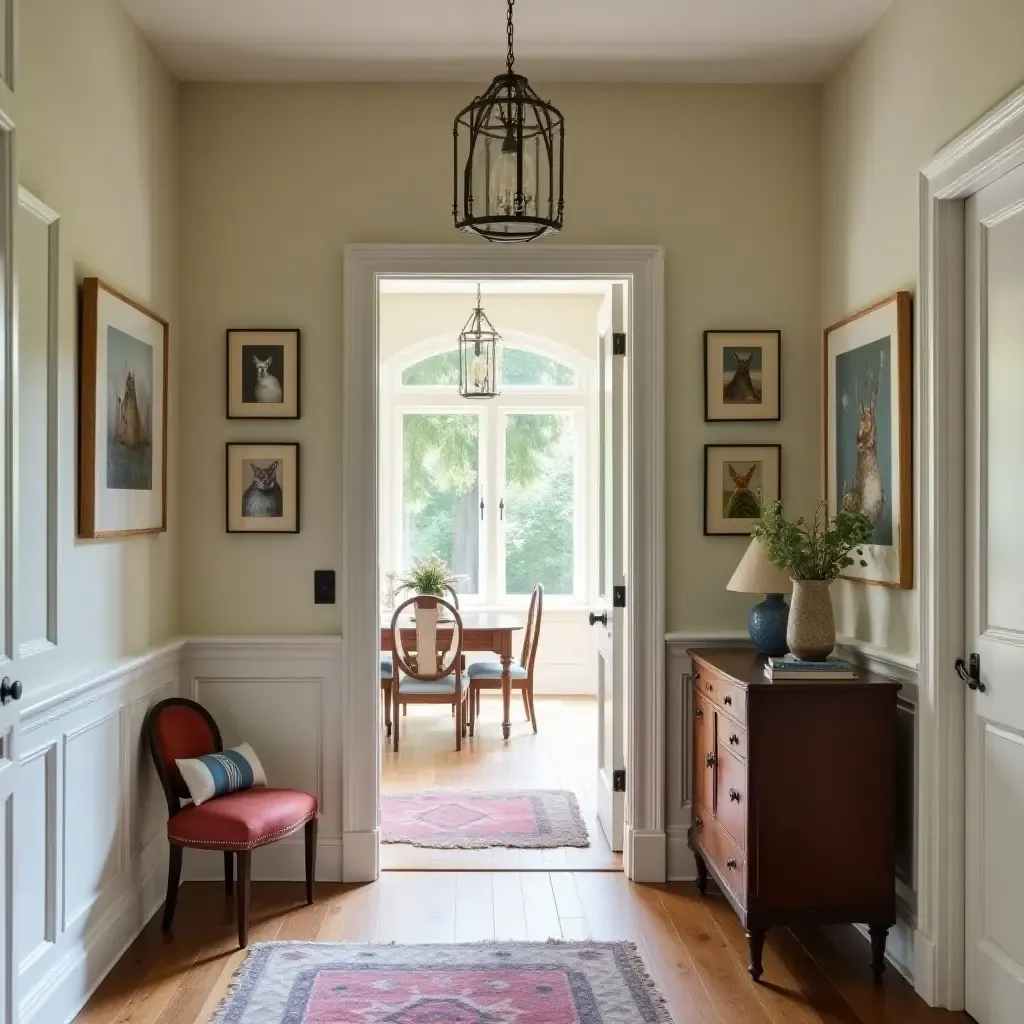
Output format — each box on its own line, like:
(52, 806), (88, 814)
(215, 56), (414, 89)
(751, 499), (874, 581)
(396, 557), (463, 598)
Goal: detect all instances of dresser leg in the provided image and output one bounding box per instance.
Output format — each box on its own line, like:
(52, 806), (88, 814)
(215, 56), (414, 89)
(869, 925), (889, 979)
(746, 928), (766, 982)
(694, 851), (708, 896)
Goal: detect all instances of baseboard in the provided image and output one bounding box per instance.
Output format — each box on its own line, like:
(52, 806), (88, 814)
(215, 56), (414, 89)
(853, 915), (923, 989)
(183, 836), (344, 882)
(666, 826), (697, 881)
(625, 828), (666, 883)
(342, 829), (380, 883)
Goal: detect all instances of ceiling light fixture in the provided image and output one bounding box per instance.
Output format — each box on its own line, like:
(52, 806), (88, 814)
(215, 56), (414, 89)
(458, 284), (501, 400)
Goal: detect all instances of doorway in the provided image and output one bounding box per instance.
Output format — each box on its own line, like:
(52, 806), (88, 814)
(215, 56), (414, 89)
(340, 245), (666, 885)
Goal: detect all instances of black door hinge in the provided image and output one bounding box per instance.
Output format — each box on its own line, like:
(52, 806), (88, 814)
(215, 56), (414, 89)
(613, 769), (626, 793)
(612, 332), (626, 356)
(613, 586), (626, 608)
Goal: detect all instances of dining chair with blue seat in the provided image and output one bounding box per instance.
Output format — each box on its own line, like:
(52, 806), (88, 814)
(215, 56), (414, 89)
(380, 654), (395, 737)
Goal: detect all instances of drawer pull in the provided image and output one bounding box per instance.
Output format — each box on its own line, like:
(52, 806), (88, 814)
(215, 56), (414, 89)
(705, 752), (717, 768)
(723, 694), (732, 705)
(695, 706), (703, 719)
(708, 682), (714, 692)
(729, 734), (740, 745)
(694, 817), (703, 828)
(693, 668), (700, 680)
(726, 858), (737, 870)
(729, 788), (741, 803)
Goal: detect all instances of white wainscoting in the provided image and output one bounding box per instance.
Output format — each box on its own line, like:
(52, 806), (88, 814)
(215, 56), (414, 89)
(16, 640), (183, 1024)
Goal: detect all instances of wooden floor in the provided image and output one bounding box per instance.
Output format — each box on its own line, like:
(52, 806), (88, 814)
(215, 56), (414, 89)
(76, 875), (968, 1024)
(381, 694), (620, 870)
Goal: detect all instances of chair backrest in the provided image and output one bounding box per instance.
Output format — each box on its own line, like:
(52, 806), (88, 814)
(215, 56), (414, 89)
(391, 595), (463, 680)
(144, 697), (222, 817)
(521, 583), (544, 674)
(443, 583), (460, 609)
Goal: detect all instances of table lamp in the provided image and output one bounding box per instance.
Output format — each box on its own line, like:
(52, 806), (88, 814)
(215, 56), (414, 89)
(727, 538), (792, 656)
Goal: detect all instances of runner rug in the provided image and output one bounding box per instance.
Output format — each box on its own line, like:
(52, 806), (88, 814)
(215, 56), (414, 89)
(212, 941), (674, 1023)
(381, 789), (590, 849)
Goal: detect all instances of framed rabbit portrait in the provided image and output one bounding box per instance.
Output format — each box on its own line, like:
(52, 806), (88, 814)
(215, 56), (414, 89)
(226, 328), (301, 419)
(704, 444), (781, 536)
(825, 291), (913, 588)
(704, 329), (781, 422)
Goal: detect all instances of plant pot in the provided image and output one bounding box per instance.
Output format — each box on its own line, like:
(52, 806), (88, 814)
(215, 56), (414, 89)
(786, 579), (836, 661)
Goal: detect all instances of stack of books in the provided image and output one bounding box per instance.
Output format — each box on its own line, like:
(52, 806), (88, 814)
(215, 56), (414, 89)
(764, 654), (859, 681)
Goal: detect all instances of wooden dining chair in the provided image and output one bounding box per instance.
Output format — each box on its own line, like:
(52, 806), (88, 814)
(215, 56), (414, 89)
(391, 595), (470, 752)
(397, 584), (462, 720)
(468, 583), (544, 735)
(381, 653), (395, 736)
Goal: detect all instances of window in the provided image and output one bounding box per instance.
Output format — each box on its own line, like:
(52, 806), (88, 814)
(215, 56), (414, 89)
(382, 338), (592, 605)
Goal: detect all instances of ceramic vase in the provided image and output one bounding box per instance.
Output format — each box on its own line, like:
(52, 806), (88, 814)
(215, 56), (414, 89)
(786, 579), (835, 661)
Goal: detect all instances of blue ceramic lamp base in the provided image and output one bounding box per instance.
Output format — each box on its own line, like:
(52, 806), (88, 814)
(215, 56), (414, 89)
(749, 593), (789, 657)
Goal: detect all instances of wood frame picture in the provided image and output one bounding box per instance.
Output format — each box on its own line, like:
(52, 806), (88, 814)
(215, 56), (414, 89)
(225, 442), (300, 534)
(704, 443), (781, 536)
(79, 278), (169, 538)
(226, 328), (301, 419)
(824, 291), (913, 588)
(704, 329), (781, 421)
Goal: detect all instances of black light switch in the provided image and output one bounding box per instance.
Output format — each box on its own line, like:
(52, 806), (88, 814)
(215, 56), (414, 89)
(314, 569), (336, 604)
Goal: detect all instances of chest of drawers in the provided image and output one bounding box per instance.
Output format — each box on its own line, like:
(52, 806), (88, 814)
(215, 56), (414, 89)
(687, 648), (900, 982)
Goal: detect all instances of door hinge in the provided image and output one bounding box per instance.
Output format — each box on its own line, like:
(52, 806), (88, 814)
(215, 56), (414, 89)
(613, 769), (626, 793)
(612, 332), (626, 356)
(613, 586), (626, 608)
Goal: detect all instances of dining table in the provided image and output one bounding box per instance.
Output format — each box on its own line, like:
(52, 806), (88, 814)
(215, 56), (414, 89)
(380, 611), (523, 739)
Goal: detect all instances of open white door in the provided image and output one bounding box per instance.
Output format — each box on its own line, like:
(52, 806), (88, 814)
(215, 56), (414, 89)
(964, 160), (1024, 1024)
(594, 283), (625, 852)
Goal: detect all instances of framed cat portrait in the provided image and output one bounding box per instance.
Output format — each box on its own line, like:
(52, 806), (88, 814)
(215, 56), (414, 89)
(825, 291), (912, 588)
(225, 443), (300, 534)
(704, 330), (781, 422)
(226, 328), (301, 419)
(704, 444), (781, 536)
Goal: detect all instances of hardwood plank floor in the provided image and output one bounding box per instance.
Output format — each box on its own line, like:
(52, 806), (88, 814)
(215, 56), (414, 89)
(381, 694), (621, 870)
(76, 876), (968, 1023)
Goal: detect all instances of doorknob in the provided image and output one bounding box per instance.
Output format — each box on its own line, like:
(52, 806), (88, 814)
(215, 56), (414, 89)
(0, 678), (22, 704)
(955, 655), (986, 693)
(588, 611), (608, 627)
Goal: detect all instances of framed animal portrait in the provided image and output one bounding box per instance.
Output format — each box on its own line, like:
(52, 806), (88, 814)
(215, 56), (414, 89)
(825, 291), (912, 588)
(226, 328), (301, 419)
(225, 443), (300, 534)
(79, 278), (168, 538)
(704, 444), (781, 536)
(704, 330), (781, 421)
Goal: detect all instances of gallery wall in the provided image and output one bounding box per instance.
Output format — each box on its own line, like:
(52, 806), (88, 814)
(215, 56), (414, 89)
(179, 82), (821, 636)
(822, 0), (1024, 659)
(19, 0), (180, 695)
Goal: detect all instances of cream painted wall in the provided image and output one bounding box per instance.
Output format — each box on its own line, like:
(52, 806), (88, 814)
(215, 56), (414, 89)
(179, 83), (821, 635)
(822, 0), (1024, 658)
(19, 0), (180, 691)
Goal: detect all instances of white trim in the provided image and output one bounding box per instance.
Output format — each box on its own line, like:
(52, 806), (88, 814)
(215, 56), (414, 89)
(917, 82), (1024, 1009)
(343, 244), (665, 884)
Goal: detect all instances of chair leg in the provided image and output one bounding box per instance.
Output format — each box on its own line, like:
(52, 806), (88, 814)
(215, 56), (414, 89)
(468, 686), (475, 737)
(456, 692), (463, 751)
(403, 704), (407, 716)
(475, 688), (481, 716)
(224, 850), (234, 895)
(522, 688), (531, 721)
(452, 703), (456, 716)
(162, 843), (182, 932)
(528, 682), (538, 734)
(304, 817), (318, 905)
(393, 694), (400, 752)
(383, 682), (392, 737)
(236, 850), (251, 948)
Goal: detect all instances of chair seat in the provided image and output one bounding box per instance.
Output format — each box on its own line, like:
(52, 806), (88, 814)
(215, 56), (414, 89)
(398, 674), (459, 696)
(168, 787), (317, 851)
(381, 655), (394, 678)
(467, 660), (528, 681)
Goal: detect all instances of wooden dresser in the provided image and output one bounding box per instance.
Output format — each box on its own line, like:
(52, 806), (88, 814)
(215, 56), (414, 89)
(687, 648), (901, 982)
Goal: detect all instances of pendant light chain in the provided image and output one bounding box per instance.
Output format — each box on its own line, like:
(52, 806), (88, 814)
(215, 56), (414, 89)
(506, 0), (515, 74)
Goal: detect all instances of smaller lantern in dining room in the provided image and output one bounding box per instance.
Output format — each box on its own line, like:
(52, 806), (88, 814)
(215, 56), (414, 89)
(458, 285), (501, 400)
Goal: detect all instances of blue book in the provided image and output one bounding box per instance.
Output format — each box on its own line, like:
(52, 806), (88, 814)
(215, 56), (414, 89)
(766, 655), (858, 680)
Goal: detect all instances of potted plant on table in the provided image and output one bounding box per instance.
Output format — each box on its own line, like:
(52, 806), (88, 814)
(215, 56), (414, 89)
(751, 500), (874, 661)
(395, 557), (463, 621)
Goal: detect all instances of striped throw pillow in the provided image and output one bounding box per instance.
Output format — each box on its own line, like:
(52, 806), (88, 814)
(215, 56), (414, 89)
(175, 743), (267, 807)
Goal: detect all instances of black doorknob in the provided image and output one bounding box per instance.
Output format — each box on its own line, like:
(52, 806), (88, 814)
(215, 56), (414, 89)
(0, 677), (22, 704)
(588, 611), (608, 627)
(955, 655), (986, 693)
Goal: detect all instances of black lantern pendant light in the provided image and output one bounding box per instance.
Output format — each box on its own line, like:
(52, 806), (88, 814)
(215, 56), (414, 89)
(453, 0), (565, 243)
(458, 285), (501, 399)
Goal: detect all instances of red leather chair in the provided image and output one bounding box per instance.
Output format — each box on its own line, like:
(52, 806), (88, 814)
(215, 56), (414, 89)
(144, 697), (318, 948)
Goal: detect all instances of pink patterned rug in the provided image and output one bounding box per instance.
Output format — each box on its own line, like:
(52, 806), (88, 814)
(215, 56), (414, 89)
(212, 941), (674, 1023)
(381, 789), (590, 849)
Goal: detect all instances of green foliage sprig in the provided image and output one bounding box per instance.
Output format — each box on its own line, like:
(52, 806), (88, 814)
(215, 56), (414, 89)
(396, 557), (464, 598)
(751, 500), (874, 582)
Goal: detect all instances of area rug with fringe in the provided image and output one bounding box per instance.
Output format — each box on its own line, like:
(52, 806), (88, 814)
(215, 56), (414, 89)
(212, 941), (674, 1023)
(381, 789), (590, 849)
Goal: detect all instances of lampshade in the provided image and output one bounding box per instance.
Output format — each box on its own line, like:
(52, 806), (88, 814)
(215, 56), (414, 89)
(727, 538), (792, 595)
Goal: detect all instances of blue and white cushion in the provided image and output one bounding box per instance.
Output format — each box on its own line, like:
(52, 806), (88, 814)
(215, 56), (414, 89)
(176, 742), (267, 807)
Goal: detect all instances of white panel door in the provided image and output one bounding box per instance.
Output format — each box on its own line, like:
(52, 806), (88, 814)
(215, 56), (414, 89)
(965, 159), (1024, 1024)
(594, 284), (624, 852)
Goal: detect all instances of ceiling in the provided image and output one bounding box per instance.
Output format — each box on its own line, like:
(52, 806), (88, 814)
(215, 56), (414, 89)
(119, 0), (893, 84)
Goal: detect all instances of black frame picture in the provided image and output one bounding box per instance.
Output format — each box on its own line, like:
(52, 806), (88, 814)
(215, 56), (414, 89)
(704, 330), (781, 422)
(225, 442), (300, 534)
(703, 443), (782, 536)
(226, 328), (301, 419)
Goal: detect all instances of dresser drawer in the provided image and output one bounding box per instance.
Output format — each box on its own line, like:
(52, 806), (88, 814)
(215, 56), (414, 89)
(719, 714), (747, 760)
(714, 743), (747, 850)
(693, 662), (747, 724)
(693, 690), (715, 813)
(694, 804), (746, 905)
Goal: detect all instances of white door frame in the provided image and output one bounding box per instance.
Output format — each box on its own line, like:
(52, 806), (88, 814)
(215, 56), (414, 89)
(341, 244), (665, 883)
(918, 84), (1024, 1008)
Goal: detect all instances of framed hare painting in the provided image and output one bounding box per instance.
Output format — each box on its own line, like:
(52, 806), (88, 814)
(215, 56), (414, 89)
(825, 291), (912, 588)
(79, 278), (168, 538)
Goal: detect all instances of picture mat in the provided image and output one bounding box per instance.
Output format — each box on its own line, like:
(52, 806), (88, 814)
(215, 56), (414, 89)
(227, 444), (298, 532)
(706, 331), (780, 420)
(228, 330), (299, 417)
